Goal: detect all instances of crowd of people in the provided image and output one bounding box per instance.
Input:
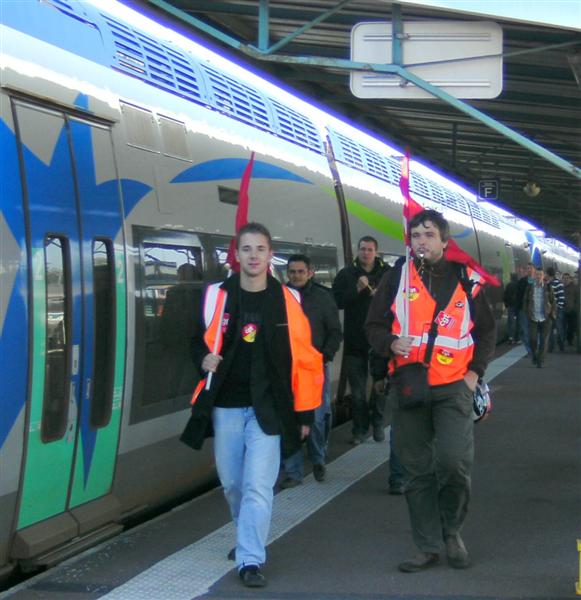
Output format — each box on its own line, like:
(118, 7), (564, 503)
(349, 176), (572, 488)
(180, 215), (578, 588)
(503, 262), (578, 367)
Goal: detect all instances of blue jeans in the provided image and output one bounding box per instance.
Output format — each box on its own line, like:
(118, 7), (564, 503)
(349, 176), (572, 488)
(212, 407), (280, 568)
(345, 354), (385, 437)
(518, 310), (532, 355)
(284, 363), (331, 481)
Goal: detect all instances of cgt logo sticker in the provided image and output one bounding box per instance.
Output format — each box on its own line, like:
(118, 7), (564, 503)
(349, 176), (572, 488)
(407, 286), (420, 301)
(436, 349), (454, 365)
(436, 311), (455, 329)
(242, 323), (258, 343)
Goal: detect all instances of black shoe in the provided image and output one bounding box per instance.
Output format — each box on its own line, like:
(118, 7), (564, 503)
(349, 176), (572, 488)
(373, 425), (385, 442)
(352, 435), (364, 445)
(398, 552), (439, 573)
(536, 361), (543, 368)
(388, 484), (404, 495)
(279, 477), (302, 489)
(239, 565), (267, 588)
(227, 547), (235, 561)
(313, 464), (326, 482)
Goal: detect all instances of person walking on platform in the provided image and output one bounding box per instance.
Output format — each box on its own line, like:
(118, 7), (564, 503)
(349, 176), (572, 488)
(369, 351), (405, 495)
(546, 267), (565, 352)
(562, 272), (578, 346)
(524, 266), (555, 368)
(365, 210), (496, 573)
(280, 255), (342, 488)
(181, 223), (323, 588)
(503, 273), (519, 344)
(516, 263), (535, 356)
(332, 236), (390, 444)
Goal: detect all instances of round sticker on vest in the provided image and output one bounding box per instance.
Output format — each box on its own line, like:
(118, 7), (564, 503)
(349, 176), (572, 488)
(242, 323), (258, 343)
(407, 286), (420, 301)
(436, 349), (454, 365)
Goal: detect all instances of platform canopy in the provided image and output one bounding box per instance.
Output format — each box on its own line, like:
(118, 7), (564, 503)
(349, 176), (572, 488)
(130, 0), (581, 246)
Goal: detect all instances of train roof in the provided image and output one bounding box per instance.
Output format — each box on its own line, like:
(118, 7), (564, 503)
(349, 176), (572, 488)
(130, 0), (581, 247)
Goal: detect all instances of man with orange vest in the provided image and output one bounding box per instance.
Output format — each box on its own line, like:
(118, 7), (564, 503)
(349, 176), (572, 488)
(365, 210), (495, 573)
(181, 222), (323, 588)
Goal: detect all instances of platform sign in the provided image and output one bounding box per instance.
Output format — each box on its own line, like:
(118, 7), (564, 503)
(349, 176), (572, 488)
(478, 179), (500, 200)
(350, 21), (503, 99)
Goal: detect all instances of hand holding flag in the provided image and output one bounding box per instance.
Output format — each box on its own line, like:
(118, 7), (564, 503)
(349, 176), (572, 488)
(399, 151), (500, 287)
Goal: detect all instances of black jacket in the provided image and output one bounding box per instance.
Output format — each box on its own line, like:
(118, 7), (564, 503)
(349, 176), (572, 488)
(290, 280), (342, 363)
(332, 258), (390, 356)
(181, 274), (313, 458)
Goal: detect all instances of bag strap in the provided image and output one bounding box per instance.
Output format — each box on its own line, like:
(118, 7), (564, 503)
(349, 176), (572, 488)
(422, 263), (473, 366)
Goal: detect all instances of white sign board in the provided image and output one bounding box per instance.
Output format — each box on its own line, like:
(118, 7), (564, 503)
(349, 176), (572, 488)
(350, 21), (503, 99)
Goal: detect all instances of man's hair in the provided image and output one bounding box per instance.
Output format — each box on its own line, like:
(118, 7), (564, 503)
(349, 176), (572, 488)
(409, 209), (450, 242)
(563, 272), (571, 278)
(236, 222), (272, 249)
(527, 262), (535, 267)
(358, 235), (378, 250)
(546, 266), (555, 277)
(287, 254), (311, 269)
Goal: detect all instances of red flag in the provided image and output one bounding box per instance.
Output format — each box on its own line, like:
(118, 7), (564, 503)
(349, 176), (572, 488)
(226, 152), (255, 272)
(399, 151), (500, 287)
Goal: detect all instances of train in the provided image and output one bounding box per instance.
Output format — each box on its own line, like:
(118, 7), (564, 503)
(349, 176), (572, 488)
(1, 0), (578, 580)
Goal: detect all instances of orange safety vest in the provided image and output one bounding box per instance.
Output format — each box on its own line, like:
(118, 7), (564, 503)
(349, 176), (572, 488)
(191, 283), (323, 411)
(389, 263), (483, 386)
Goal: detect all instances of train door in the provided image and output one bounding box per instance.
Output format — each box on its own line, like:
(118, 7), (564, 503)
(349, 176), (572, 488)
(13, 100), (126, 537)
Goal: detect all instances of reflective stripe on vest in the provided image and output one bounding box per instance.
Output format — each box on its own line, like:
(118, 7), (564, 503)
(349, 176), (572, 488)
(390, 263), (482, 386)
(191, 283), (323, 410)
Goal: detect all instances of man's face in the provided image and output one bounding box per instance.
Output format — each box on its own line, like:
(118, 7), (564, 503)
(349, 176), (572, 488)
(526, 264), (535, 278)
(534, 269), (545, 284)
(563, 274), (571, 285)
(287, 261), (313, 289)
(236, 232), (272, 279)
(357, 241), (377, 268)
(411, 220), (447, 263)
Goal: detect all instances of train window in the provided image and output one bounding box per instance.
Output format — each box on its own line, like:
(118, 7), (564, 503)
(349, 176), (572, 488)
(120, 102), (158, 152)
(158, 115), (190, 161)
(41, 236), (71, 443)
(91, 239), (116, 429)
(133, 230), (205, 420)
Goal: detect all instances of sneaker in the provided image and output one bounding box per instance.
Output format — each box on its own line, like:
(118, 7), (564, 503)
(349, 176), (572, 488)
(388, 484), (404, 495)
(279, 477), (302, 489)
(239, 565), (267, 588)
(398, 552), (439, 573)
(373, 425), (385, 442)
(445, 535), (470, 569)
(227, 547), (235, 561)
(313, 464), (326, 482)
(352, 435), (364, 445)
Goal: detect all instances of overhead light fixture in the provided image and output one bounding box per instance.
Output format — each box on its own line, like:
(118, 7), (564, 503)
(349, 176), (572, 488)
(567, 51), (581, 89)
(523, 181), (541, 197)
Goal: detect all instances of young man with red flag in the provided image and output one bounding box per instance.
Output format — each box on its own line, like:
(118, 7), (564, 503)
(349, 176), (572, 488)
(181, 222), (323, 588)
(365, 179), (496, 570)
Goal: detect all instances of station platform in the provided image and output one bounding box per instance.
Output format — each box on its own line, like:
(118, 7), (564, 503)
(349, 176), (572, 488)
(2, 344), (579, 600)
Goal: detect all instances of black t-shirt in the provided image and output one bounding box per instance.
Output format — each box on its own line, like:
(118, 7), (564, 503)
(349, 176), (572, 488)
(214, 288), (267, 408)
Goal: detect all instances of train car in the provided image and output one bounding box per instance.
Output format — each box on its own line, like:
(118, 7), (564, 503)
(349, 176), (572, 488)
(0, 0), (578, 579)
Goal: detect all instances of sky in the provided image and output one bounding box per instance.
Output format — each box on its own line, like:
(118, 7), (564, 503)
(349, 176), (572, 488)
(398, 0), (581, 30)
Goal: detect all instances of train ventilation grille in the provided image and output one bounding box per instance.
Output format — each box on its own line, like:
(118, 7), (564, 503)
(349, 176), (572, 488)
(270, 100), (324, 153)
(200, 64), (272, 132)
(328, 131), (396, 184)
(101, 14), (204, 105)
(469, 203), (500, 228)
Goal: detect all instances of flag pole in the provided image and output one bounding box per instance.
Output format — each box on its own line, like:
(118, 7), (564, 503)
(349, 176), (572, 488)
(205, 151), (255, 391)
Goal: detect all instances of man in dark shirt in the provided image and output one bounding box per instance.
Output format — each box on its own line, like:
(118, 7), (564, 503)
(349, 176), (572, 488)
(281, 255), (342, 487)
(546, 267), (565, 352)
(332, 236), (390, 444)
(516, 263), (535, 356)
(182, 223), (322, 588)
(365, 210), (496, 573)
